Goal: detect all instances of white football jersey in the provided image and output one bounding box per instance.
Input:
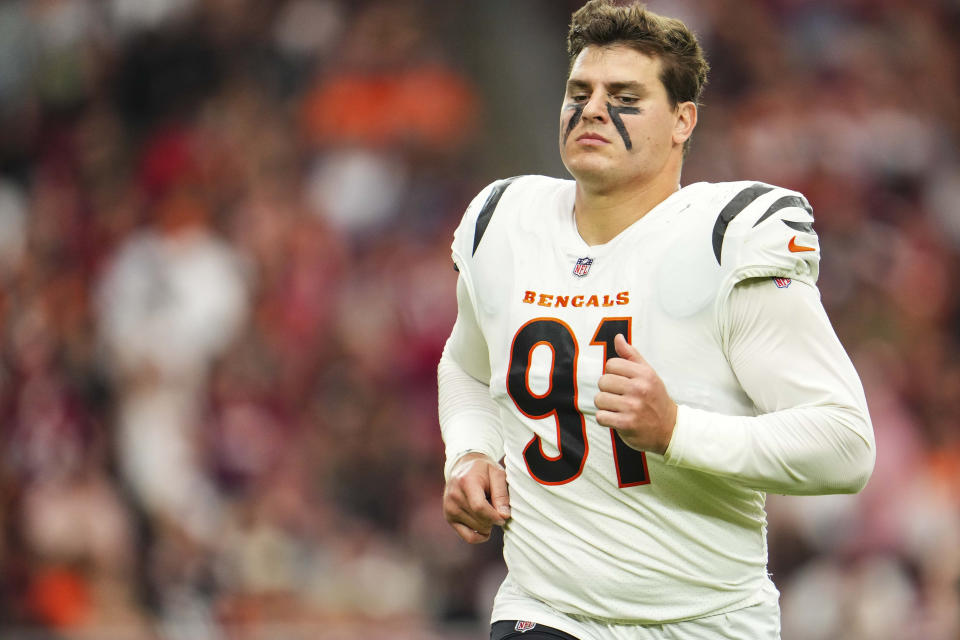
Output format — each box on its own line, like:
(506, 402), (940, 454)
(449, 175), (824, 622)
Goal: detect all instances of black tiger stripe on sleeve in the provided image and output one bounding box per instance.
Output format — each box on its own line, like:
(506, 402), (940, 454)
(782, 219), (814, 234)
(711, 183), (774, 265)
(751, 194), (814, 228)
(473, 177), (519, 256)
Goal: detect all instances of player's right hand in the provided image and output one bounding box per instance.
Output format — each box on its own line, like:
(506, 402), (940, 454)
(442, 452), (511, 544)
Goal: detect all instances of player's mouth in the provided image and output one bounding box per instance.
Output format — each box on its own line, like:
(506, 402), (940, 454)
(576, 132), (610, 145)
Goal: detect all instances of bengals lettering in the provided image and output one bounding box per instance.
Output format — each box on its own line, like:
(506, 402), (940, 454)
(522, 290), (630, 308)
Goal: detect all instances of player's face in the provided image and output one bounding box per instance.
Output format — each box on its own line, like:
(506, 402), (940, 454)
(559, 45), (691, 190)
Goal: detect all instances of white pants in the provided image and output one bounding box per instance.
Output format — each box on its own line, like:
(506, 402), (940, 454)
(491, 573), (781, 640)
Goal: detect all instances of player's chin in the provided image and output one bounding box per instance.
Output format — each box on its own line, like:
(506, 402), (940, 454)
(563, 152), (614, 178)
(567, 161), (624, 190)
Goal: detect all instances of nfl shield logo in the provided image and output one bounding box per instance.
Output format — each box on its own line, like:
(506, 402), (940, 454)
(515, 621), (537, 633)
(573, 257), (593, 277)
(773, 277), (792, 288)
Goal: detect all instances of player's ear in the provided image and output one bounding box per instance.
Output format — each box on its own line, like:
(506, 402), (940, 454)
(672, 101), (697, 147)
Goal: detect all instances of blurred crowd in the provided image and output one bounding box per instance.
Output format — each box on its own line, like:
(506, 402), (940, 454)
(0, 0), (957, 639)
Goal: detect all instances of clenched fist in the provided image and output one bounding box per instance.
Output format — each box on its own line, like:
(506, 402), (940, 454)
(442, 452), (511, 543)
(594, 334), (678, 455)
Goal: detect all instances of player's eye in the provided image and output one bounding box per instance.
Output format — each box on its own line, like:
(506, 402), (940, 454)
(571, 94), (589, 103)
(617, 95), (639, 105)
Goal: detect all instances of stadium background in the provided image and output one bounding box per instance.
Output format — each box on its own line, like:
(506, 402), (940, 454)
(0, 0), (957, 638)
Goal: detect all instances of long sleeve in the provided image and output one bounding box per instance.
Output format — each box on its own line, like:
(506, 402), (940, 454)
(663, 277), (875, 495)
(438, 275), (503, 480)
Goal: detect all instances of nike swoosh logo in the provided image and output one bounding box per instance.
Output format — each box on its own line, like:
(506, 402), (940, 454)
(788, 236), (816, 252)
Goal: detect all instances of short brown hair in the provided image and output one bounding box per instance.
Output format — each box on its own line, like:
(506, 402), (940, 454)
(567, 0), (709, 109)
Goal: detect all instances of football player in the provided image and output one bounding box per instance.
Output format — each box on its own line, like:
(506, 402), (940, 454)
(439, 2), (875, 638)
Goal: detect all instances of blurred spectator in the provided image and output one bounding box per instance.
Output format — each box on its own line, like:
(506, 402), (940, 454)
(0, 179), (27, 276)
(300, 1), (478, 237)
(94, 144), (248, 545)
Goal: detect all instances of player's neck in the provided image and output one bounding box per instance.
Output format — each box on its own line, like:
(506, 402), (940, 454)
(573, 170), (681, 246)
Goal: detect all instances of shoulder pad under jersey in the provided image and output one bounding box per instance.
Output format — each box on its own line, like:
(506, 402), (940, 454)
(451, 176), (522, 269)
(712, 181), (820, 286)
(655, 181), (819, 318)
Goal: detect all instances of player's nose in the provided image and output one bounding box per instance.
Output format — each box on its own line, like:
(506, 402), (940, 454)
(582, 90), (608, 121)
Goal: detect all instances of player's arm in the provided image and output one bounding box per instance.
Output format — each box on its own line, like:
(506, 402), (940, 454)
(663, 277), (875, 495)
(439, 274), (510, 542)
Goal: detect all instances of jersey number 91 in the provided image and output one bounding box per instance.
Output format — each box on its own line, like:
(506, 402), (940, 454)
(507, 317), (650, 488)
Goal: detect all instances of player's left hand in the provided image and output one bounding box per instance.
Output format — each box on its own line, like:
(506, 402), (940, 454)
(594, 334), (678, 455)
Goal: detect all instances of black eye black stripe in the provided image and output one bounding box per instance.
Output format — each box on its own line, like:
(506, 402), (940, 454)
(607, 103), (639, 149)
(563, 103), (584, 145)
